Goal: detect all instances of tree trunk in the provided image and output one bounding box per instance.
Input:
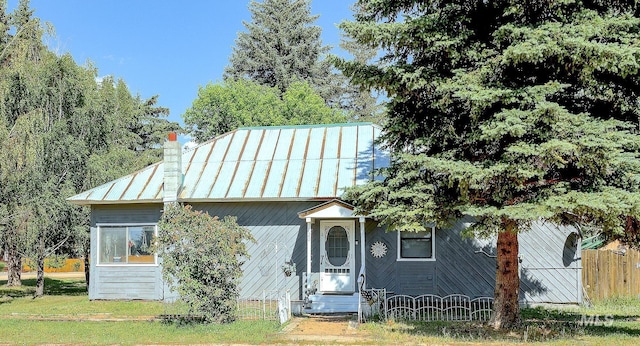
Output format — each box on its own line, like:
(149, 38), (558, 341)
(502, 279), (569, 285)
(6, 242), (22, 287)
(35, 237), (45, 297)
(491, 219), (520, 329)
(35, 256), (45, 297)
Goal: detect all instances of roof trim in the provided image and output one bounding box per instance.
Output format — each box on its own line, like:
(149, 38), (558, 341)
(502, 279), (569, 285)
(69, 197), (338, 206)
(298, 199), (363, 219)
(67, 198), (163, 206)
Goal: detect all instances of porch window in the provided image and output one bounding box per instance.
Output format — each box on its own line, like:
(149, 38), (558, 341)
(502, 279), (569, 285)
(397, 227), (435, 261)
(97, 224), (156, 265)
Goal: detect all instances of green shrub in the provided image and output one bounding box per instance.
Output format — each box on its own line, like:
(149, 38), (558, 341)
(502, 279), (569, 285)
(154, 204), (254, 323)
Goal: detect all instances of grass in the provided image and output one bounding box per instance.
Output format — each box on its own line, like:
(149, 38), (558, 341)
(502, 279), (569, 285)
(0, 320), (281, 345)
(0, 277), (281, 345)
(359, 298), (640, 345)
(1, 277), (640, 345)
(0, 277), (86, 297)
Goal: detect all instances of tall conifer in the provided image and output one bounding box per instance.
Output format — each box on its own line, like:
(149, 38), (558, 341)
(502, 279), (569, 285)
(224, 0), (340, 105)
(338, 1), (640, 329)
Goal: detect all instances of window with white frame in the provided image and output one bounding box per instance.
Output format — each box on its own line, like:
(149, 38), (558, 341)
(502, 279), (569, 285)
(397, 227), (435, 261)
(98, 225), (157, 265)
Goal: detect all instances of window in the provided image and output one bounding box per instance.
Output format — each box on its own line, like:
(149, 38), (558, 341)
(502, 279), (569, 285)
(397, 227), (435, 261)
(325, 226), (349, 266)
(98, 224), (156, 265)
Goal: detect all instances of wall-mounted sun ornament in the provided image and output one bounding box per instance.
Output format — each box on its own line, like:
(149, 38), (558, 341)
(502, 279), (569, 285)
(370, 241), (387, 258)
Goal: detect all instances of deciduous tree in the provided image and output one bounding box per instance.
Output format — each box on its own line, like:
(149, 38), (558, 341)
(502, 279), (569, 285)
(338, 0), (640, 329)
(0, 0), (181, 293)
(184, 79), (346, 141)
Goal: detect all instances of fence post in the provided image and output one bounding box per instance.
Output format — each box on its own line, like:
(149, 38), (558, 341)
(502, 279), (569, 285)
(287, 290), (291, 320)
(262, 290), (266, 320)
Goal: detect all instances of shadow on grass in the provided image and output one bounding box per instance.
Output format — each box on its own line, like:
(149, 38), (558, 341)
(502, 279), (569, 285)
(377, 307), (640, 343)
(0, 277), (87, 298)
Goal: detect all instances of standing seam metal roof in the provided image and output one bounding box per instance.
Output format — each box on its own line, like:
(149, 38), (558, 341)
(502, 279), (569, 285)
(67, 123), (387, 205)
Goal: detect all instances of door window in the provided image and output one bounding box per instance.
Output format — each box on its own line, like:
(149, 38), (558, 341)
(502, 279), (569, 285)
(325, 226), (349, 266)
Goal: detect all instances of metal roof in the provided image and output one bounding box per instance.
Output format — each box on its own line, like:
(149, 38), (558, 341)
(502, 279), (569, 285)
(68, 123), (388, 205)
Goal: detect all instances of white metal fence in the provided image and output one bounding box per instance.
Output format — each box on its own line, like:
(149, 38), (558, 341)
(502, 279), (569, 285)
(382, 294), (494, 321)
(236, 290), (291, 323)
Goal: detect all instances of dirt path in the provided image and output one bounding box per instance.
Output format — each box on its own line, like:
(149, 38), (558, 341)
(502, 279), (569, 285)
(282, 315), (371, 344)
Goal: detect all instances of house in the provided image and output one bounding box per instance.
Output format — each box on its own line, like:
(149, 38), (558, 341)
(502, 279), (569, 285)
(68, 123), (582, 311)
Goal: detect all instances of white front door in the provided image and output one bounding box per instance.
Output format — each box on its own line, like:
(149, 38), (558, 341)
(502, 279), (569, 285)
(319, 220), (355, 293)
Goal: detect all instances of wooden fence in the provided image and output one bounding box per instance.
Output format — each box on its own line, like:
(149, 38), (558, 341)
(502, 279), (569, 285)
(582, 249), (640, 301)
(22, 258), (85, 273)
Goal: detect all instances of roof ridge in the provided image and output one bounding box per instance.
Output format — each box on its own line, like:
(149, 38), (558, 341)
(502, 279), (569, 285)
(182, 122), (380, 154)
(237, 122), (374, 131)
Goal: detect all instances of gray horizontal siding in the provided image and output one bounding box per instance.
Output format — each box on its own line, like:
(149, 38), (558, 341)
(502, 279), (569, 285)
(91, 204), (162, 225)
(397, 261), (436, 294)
(89, 204), (165, 300)
(87, 201), (582, 304)
(93, 267), (161, 299)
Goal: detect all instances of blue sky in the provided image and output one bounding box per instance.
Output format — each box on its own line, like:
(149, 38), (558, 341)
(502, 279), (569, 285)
(7, 1), (355, 133)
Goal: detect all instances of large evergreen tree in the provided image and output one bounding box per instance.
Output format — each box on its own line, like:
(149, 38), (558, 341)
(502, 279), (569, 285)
(338, 0), (640, 329)
(338, 34), (385, 124)
(224, 0), (341, 105)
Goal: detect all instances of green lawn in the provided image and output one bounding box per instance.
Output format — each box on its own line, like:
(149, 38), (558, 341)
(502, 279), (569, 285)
(361, 298), (640, 345)
(0, 319), (280, 345)
(1, 277), (640, 345)
(0, 277), (280, 345)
